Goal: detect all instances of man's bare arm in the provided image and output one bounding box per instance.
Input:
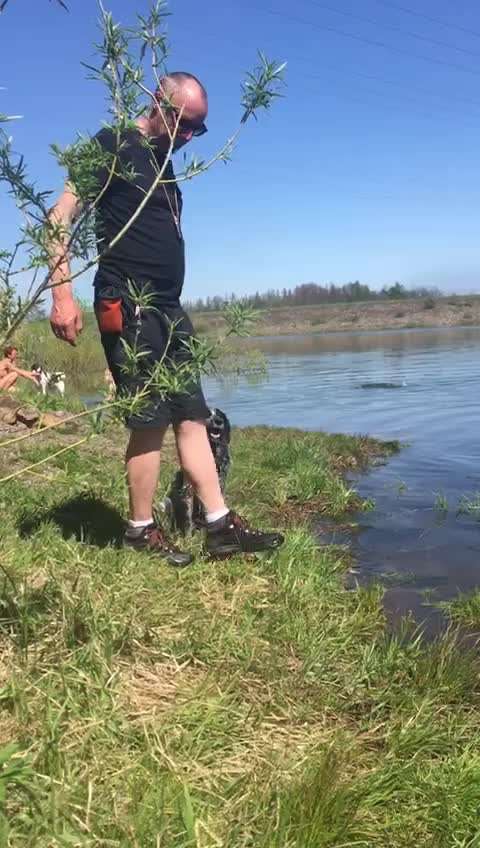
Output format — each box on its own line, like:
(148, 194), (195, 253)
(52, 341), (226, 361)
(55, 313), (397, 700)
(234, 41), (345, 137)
(47, 185), (84, 346)
(12, 366), (39, 384)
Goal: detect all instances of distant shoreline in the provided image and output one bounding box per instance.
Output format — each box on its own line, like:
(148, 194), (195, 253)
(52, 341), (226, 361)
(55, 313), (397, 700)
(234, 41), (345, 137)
(193, 295), (480, 338)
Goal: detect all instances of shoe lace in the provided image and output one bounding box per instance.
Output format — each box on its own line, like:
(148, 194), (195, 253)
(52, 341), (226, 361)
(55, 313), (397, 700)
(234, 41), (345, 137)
(146, 525), (179, 553)
(230, 512), (262, 537)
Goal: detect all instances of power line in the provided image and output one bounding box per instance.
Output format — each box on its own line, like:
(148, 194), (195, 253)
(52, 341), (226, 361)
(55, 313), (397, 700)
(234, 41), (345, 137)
(303, 72), (480, 123)
(305, 0), (480, 59)
(313, 66), (480, 111)
(202, 33), (480, 119)
(198, 33), (480, 117)
(374, 0), (480, 41)
(182, 8), (480, 118)
(262, 6), (480, 78)
(302, 82), (480, 130)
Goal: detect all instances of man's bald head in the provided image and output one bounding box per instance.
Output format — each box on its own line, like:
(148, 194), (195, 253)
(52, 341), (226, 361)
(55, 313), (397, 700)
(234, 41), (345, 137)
(158, 72), (208, 105)
(154, 72), (208, 123)
(144, 71), (208, 151)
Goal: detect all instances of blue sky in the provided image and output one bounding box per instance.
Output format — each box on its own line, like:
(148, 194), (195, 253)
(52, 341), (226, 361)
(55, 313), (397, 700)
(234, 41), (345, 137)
(1, 0), (480, 302)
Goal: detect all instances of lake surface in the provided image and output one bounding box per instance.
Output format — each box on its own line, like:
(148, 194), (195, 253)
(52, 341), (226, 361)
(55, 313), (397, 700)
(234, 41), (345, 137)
(204, 326), (480, 633)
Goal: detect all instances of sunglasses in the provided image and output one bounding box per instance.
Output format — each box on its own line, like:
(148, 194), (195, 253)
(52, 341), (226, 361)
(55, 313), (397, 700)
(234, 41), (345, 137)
(164, 104), (208, 138)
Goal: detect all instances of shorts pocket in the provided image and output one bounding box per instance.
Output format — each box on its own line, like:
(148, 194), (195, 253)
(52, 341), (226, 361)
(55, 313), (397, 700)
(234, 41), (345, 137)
(95, 298), (123, 334)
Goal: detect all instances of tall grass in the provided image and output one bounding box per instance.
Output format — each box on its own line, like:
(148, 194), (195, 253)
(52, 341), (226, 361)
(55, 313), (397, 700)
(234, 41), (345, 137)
(1, 425), (480, 846)
(442, 591), (480, 628)
(17, 313), (106, 394)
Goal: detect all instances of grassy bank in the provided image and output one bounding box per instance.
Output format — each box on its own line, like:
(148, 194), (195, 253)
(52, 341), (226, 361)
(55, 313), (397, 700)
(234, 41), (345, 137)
(1, 423), (480, 845)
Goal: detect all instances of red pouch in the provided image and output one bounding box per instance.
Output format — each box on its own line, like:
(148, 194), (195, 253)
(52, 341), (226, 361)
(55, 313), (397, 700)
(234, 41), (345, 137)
(95, 298), (123, 334)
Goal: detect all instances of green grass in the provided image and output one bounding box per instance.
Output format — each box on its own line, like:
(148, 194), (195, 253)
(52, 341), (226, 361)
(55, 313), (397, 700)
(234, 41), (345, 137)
(434, 491), (449, 512)
(442, 591), (480, 628)
(2, 425), (480, 846)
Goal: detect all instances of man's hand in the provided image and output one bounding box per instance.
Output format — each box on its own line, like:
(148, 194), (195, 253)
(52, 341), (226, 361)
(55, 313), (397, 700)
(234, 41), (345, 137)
(12, 366), (41, 384)
(50, 296), (83, 346)
(47, 185), (84, 346)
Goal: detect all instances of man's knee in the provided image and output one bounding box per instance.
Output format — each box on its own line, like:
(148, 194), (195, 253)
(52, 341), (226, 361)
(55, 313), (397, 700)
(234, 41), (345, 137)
(174, 419), (207, 438)
(0, 372), (17, 390)
(126, 426), (167, 457)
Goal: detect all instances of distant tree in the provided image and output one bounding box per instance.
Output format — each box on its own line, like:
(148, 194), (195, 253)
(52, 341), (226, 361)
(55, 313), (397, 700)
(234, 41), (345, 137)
(382, 282), (408, 299)
(184, 280), (443, 312)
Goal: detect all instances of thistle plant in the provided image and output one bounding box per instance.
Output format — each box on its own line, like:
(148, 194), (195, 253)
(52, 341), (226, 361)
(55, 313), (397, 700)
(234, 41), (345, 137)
(0, 0), (285, 476)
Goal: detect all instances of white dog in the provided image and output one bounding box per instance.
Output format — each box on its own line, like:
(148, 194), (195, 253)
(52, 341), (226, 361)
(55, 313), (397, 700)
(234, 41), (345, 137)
(32, 364), (66, 398)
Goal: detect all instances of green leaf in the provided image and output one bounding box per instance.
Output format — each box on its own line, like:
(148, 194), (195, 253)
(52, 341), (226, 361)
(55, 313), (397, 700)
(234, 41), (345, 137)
(0, 743), (18, 767)
(179, 783), (196, 839)
(241, 52), (287, 123)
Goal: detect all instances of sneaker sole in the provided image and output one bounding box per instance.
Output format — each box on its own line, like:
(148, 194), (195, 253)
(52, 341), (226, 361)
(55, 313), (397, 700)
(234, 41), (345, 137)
(207, 542), (283, 558)
(124, 540), (193, 567)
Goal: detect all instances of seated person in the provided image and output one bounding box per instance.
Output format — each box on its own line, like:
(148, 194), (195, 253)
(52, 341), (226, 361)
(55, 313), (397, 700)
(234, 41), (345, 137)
(0, 346), (39, 392)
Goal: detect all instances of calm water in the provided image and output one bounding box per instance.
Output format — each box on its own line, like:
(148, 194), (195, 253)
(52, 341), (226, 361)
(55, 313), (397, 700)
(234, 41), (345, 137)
(204, 326), (480, 632)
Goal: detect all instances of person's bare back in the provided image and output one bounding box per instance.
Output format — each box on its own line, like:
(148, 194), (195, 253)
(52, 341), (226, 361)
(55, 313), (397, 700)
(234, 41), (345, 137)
(0, 357), (12, 377)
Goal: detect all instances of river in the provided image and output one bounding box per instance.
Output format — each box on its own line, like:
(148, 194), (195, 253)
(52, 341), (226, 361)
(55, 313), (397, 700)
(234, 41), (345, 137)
(204, 326), (480, 633)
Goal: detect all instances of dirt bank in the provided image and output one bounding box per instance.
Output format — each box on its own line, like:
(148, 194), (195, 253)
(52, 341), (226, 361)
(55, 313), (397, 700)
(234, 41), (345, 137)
(194, 295), (480, 337)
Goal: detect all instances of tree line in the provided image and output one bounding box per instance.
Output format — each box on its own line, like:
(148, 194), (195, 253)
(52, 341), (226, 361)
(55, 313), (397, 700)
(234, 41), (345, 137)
(184, 281), (442, 313)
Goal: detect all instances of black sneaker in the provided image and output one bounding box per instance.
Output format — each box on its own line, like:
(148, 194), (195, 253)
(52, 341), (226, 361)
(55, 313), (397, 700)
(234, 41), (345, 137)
(206, 510), (284, 558)
(124, 522), (193, 567)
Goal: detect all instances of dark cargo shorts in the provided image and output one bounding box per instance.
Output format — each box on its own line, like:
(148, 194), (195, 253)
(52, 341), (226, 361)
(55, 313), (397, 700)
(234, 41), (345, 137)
(94, 282), (210, 430)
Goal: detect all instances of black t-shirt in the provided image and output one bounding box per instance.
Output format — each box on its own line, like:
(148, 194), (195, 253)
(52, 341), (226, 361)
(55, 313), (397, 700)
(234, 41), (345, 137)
(92, 127), (185, 305)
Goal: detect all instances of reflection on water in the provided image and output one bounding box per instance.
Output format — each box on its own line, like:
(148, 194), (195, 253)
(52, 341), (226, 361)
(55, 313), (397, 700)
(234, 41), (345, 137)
(238, 324), (480, 355)
(205, 325), (480, 633)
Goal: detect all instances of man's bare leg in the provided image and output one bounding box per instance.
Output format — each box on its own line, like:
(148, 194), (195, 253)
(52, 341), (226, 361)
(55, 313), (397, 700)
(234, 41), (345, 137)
(174, 419), (226, 514)
(124, 424), (194, 566)
(126, 427), (168, 521)
(0, 372), (18, 393)
(174, 418), (284, 556)
(125, 419), (283, 563)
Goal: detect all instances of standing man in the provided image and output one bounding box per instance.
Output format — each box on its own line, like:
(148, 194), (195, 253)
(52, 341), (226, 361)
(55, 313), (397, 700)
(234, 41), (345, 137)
(47, 72), (283, 566)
